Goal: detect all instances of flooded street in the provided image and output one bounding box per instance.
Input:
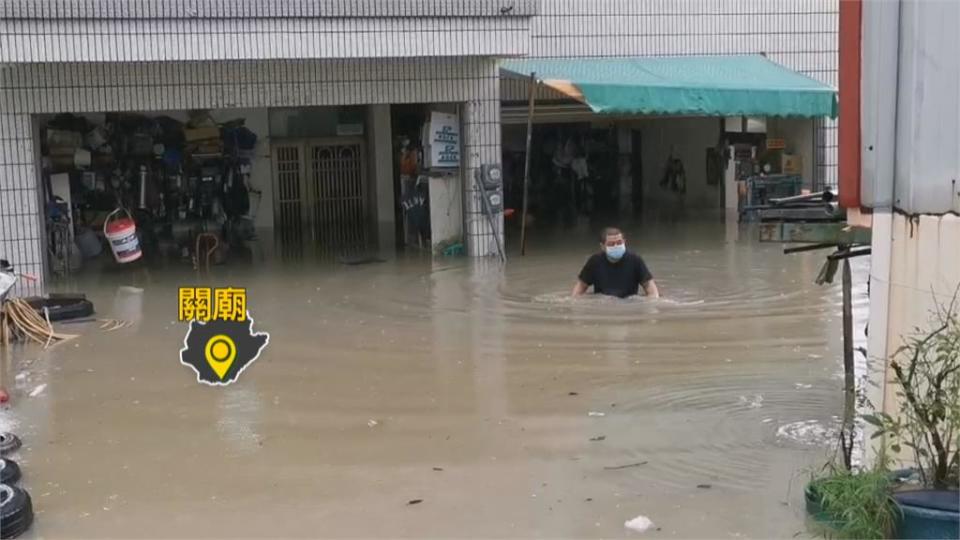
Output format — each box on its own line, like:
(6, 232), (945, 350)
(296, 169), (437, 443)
(1, 217), (869, 538)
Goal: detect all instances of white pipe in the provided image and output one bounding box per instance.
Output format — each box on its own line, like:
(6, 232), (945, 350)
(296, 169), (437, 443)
(862, 0), (902, 466)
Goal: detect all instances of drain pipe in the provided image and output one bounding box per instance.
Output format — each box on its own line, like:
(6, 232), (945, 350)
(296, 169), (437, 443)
(520, 72), (538, 256)
(860, 0), (904, 465)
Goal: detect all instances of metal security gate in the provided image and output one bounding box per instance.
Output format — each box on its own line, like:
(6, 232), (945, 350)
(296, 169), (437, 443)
(272, 138), (367, 250)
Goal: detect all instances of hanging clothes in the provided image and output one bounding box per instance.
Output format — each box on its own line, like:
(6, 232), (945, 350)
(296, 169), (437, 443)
(659, 155), (687, 194)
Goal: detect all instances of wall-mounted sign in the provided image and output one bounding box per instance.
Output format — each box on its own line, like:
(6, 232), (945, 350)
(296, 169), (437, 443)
(766, 138), (786, 149)
(425, 111), (460, 169)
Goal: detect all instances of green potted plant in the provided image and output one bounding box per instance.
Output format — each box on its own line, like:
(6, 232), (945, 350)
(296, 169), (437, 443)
(863, 296), (960, 539)
(805, 463), (901, 539)
(805, 295), (960, 539)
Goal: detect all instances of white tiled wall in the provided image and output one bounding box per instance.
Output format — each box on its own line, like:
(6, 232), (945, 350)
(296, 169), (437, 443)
(0, 112), (43, 294)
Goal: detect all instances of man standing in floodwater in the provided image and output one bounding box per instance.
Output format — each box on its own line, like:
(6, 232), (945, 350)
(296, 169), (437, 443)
(572, 227), (660, 299)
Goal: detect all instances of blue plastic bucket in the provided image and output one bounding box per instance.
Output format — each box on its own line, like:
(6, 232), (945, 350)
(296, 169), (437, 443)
(893, 490), (960, 540)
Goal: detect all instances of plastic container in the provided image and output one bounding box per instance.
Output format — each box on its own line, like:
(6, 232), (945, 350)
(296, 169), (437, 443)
(76, 228), (102, 259)
(103, 209), (142, 264)
(893, 490), (960, 539)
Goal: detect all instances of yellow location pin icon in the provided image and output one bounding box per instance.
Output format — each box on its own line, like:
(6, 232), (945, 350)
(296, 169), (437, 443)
(204, 334), (237, 380)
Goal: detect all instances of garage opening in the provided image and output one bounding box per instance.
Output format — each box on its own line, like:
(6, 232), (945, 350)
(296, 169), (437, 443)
(503, 121), (621, 228)
(499, 55), (838, 239)
(34, 105), (383, 276)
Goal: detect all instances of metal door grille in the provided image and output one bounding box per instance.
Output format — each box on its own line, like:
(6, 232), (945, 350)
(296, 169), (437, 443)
(274, 144), (304, 243)
(308, 141), (366, 247)
(272, 138), (368, 252)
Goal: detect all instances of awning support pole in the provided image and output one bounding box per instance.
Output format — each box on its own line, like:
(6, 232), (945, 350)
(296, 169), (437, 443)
(520, 72), (537, 256)
(840, 249), (855, 470)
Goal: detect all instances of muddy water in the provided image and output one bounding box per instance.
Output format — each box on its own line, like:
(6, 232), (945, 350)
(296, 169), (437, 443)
(1, 218), (869, 538)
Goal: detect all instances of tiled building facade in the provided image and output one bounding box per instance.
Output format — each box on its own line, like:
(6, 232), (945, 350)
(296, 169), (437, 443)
(0, 0), (839, 289)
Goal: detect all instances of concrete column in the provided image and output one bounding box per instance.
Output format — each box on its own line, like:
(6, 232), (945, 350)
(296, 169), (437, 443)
(724, 145), (739, 211)
(463, 99), (503, 258)
(0, 113), (44, 295)
(367, 104), (396, 254)
(429, 175), (462, 251)
(617, 126), (632, 215)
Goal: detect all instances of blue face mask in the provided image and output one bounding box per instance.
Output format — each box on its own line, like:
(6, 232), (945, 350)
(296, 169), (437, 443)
(605, 244), (626, 261)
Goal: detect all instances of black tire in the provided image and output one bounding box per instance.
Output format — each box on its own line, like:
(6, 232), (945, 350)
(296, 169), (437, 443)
(0, 460), (19, 485)
(25, 296), (94, 322)
(0, 434), (20, 455)
(0, 484), (33, 539)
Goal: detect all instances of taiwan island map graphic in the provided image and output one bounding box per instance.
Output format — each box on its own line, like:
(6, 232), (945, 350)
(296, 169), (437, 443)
(180, 312), (270, 386)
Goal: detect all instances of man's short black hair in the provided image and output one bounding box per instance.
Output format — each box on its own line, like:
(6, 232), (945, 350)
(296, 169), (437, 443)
(600, 227), (623, 243)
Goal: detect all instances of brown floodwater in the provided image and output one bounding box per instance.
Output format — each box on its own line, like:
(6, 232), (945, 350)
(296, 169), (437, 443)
(0, 217), (869, 538)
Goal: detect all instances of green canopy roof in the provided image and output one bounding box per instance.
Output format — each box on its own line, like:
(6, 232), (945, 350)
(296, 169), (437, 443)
(501, 55), (838, 119)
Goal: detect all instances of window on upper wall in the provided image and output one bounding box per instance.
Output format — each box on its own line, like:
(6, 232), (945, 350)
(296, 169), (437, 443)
(724, 116), (768, 134)
(745, 117), (767, 133)
(268, 106), (366, 138)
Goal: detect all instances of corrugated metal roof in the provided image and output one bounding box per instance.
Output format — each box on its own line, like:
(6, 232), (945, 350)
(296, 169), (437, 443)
(501, 55), (837, 118)
(0, 18), (531, 62)
(0, 0), (540, 19)
(861, 0), (960, 214)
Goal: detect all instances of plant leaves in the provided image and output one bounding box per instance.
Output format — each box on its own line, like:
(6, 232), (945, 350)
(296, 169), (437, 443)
(862, 414), (884, 426)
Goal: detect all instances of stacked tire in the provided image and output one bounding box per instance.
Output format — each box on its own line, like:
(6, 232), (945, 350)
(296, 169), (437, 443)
(0, 433), (33, 539)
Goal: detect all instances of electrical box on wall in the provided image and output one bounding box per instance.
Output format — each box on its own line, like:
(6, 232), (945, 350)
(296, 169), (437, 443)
(422, 111), (461, 170)
(475, 164), (503, 213)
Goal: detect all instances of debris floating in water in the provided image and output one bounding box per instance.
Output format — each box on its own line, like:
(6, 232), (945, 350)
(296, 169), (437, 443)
(589, 435), (606, 442)
(604, 461), (648, 470)
(624, 514), (655, 533)
(407, 499), (423, 505)
(587, 411), (605, 417)
(776, 419), (839, 447)
(29, 383), (47, 397)
(738, 394), (763, 409)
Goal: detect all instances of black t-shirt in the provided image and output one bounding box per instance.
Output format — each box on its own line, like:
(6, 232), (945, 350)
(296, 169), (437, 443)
(577, 251), (653, 298)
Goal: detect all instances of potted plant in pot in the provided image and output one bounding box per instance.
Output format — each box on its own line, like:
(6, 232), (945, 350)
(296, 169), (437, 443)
(805, 294), (959, 539)
(805, 462), (901, 539)
(863, 296), (960, 539)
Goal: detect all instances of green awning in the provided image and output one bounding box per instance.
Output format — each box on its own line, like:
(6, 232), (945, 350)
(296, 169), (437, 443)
(501, 55), (838, 119)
